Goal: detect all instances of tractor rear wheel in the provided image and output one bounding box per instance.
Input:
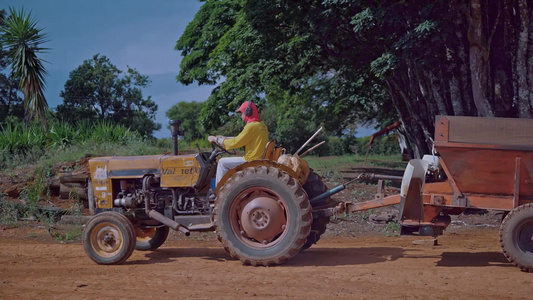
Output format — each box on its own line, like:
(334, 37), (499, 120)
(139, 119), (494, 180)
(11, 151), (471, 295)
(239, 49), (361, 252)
(82, 211), (136, 265)
(135, 225), (169, 251)
(500, 203), (533, 272)
(301, 170), (332, 251)
(214, 166), (312, 266)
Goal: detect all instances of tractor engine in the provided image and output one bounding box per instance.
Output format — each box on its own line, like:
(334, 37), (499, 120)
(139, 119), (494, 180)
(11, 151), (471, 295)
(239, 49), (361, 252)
(111, 178), (212, 216)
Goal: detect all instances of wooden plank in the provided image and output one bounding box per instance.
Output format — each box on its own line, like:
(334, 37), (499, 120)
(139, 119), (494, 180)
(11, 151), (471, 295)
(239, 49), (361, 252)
(446, 116), (533, 146)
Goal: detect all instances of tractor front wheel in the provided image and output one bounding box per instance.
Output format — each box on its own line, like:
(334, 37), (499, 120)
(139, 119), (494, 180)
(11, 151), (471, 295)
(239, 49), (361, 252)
(135, 225), (169, 251)
(82, 212), (136, 265)
(215, 166), (312, 266)
(500, 203), (533, 272)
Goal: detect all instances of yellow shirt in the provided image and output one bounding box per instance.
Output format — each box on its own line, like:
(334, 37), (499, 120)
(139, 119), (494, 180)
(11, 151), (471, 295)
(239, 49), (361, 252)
(223, 121), (269, 161)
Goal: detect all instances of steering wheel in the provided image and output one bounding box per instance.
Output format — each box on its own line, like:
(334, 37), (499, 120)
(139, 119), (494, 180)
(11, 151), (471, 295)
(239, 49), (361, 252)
(207, 143), (236, 163)
(212, 142), (236, 155)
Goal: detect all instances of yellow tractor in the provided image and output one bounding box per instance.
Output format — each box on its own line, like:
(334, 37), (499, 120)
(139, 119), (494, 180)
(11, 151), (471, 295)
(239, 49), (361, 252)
(82, 120), (335, 266)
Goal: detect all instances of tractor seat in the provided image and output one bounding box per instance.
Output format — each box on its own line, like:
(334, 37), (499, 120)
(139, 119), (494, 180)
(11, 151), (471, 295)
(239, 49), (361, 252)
(263, 140), (285, 161)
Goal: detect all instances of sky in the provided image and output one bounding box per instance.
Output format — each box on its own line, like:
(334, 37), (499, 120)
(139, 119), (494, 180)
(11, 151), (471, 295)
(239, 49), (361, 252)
(2, 0), (375, 139)
(2, 0), (213, 138)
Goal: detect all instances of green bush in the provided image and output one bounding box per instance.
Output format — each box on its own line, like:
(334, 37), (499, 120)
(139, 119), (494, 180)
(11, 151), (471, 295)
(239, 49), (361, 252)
(0, 120), (158, 169)
(0, 123), (46, 154)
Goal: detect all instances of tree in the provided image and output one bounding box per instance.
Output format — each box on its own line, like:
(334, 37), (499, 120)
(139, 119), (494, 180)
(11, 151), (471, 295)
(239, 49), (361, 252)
(0, 7), (49, 130)
(175, 0), (392, 152)
(57, 54), (161, 137)
(177, 0), (533, 156)
(165, 101), (206, 142)
(0, 9), (24, 125)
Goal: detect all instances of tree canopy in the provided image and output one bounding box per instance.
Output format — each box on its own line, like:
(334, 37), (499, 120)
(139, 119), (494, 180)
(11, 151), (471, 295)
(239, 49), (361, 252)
(57, 54), (161, 138)
(176, 0), (533, 156)
(166, 101), (206, 142)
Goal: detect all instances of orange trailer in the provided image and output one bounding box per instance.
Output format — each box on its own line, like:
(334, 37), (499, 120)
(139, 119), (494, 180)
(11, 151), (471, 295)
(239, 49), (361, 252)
(336, 116), (533, 272)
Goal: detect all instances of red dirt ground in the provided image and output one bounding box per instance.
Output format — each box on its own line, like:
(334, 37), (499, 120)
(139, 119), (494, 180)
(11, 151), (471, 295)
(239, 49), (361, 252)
(0, 222), (531, 299)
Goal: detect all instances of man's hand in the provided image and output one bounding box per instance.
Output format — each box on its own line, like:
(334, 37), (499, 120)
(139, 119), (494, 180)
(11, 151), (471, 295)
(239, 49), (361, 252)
(208, 135), (226, 148)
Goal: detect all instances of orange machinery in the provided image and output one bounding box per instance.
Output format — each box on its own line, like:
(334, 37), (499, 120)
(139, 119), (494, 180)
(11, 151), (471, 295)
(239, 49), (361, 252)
(335, 115), (533, 272)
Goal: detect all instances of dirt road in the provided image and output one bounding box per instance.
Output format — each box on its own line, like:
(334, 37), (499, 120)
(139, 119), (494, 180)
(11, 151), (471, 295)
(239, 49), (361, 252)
(0, 224), (531, 300)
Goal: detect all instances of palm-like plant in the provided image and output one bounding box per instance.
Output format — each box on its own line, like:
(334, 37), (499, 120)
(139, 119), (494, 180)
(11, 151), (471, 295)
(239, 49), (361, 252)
(1, 7), (49, 131)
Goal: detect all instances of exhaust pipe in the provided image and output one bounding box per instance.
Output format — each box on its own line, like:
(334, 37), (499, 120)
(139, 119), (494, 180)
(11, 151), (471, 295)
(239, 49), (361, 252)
(143, 176), (190, 236)
(147, 209), (190, 236)
(169, 120), (183, 155)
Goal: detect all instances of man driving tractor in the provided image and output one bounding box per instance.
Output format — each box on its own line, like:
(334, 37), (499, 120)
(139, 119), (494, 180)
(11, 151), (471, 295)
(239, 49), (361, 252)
(208, 101), (269, 187)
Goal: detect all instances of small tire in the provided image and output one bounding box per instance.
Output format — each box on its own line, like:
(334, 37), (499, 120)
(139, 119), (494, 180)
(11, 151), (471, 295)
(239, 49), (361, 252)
(135, 226), (169, 251)
(500, 203), (533, 272)
(301, 170), (331, 251)
(215, 166), (312, 266)
(82, 211), (136, 265)
(87, 180), (95, 216)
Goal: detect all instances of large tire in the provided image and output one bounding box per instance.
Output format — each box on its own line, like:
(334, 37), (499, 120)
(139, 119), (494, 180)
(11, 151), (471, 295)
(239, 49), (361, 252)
(500, 203), (533, 272)
(135, 225), (169, 251)
(214, 166), (312, 266)
(82, 211), (136, 265)
(87, 180), (95, 215)
(301, 171), (331, 251)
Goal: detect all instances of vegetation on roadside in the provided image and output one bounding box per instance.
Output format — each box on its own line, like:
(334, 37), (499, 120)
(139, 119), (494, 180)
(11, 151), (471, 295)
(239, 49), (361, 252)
(306, 153), (405, 175)
(0, 120), (196, 170)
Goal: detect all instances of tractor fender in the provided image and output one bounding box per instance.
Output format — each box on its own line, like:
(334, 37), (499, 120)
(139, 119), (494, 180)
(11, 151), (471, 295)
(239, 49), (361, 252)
(215, 160), (299, 196)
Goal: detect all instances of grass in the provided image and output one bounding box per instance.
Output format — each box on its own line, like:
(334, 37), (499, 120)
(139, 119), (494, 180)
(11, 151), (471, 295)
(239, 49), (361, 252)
(48, 225), (84, 242)
(385, 221), (401, 237)
(305, 154), (405, 176)
(0, 197), (21, 227)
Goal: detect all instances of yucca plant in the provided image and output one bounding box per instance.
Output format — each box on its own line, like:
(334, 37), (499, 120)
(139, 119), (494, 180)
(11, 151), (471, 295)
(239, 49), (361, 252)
(91, 120), (139, 144)
(1, 7), (49, 131)
(48, 121), (77, 148)
(74, 119), (94, 143)
(0, 122), (45, 153)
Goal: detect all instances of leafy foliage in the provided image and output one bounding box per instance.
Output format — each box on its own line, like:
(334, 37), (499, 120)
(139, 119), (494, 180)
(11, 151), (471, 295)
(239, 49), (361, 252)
(0, 7), (49, 130)
(175, 0), (395, 153)
(177, 0), (533, 156)
(0, 9), (24, 126)
(0, 120), (141, 169)
(165, 101), (206, 142)
(56, 54), (161, 137)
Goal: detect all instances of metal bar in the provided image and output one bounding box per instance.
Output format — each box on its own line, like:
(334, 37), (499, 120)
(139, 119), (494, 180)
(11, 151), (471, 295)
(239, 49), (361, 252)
(300, 141), (326, 157)
(339, 194), (402, 213)
(514, 157), (521, 209)
(439, 158), (464, 198)
(360, 173), (403, 182)
(294, 127), (323, 156)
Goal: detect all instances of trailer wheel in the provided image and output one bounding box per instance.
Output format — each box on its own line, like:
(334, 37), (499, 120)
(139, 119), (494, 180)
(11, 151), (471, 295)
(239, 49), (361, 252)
(301, 170), (331, 251)
(134, 226), (169, 251)
(500, 203), (533, 272)
(214, 166), (312, 266)
(87, 180), (95, 215)
(82, 211), (136, 265)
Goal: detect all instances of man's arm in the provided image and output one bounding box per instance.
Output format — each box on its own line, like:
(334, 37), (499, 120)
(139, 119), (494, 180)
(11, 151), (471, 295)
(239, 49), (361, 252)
(224, 125), (253, 150)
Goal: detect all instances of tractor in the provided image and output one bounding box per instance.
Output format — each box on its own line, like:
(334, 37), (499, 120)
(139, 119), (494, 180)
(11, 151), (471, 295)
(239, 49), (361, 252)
(82, 120), (335, 266)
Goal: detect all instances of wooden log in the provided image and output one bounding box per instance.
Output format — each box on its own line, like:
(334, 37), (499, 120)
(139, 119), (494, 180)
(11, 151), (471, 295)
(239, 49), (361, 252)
(59, 183), (88, 200)
(58, 172), (88, 184)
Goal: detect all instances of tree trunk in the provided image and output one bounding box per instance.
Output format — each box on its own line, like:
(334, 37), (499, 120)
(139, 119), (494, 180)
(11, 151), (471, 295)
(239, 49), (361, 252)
(527, 1), (533, 113)
(467, 0), (494, 117)
(387, 78), (431, 157)
(515, 0), (531, 117)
